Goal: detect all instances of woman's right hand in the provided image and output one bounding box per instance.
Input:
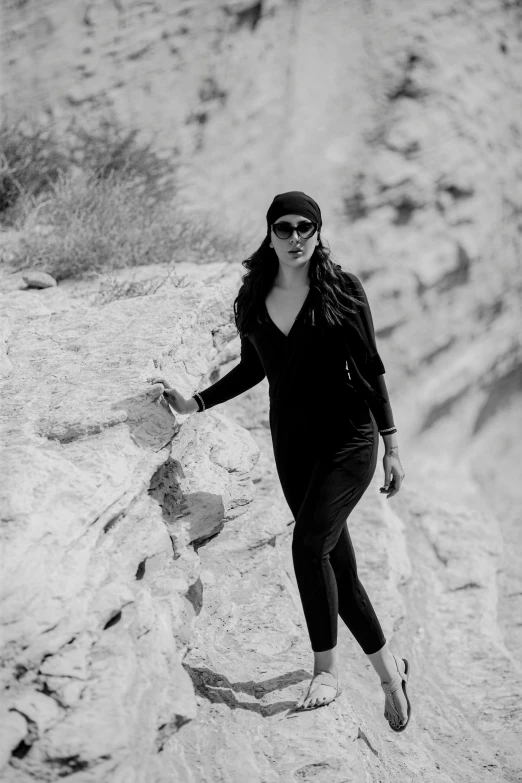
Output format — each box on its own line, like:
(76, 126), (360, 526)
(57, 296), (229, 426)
(150, 376), (195, 415)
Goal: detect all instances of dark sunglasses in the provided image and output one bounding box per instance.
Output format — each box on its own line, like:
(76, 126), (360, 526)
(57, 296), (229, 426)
(272, 220), (318, 240)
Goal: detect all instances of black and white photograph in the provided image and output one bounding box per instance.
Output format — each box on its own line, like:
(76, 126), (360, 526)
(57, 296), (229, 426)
(1, 1), (521, 781)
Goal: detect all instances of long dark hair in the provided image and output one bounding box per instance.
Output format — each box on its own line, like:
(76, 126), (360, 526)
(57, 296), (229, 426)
(233, 231), (365, 337)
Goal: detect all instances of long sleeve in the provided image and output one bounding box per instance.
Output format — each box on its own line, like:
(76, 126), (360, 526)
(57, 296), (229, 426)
(364, 372), (395, 431)
(193, 334), (266, 411)
(342, 272), (395, 431)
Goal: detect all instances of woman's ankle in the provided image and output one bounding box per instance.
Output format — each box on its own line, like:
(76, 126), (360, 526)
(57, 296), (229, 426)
(366, 642), (397, 681)
(313, 645), (338, 676)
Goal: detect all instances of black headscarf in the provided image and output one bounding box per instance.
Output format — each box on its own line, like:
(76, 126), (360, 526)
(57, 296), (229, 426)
(266, 191), (322, 232)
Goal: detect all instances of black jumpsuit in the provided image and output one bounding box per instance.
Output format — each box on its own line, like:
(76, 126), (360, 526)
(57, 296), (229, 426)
(193, 272), (395, 655)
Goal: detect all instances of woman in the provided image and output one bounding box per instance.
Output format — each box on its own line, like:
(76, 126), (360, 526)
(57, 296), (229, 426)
(154, 191), (411, 730)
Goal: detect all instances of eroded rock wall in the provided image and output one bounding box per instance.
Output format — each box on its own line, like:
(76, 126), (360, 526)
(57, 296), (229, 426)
(0, 280), (260, 781)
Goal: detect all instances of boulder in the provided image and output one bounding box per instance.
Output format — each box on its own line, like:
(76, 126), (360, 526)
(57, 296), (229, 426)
(22, 271), (57, 289)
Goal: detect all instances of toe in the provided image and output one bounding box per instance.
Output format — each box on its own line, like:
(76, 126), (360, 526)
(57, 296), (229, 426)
(389, 688), (407, 725)
(298, 680), (337, 711)
(385, 696), (401, 728)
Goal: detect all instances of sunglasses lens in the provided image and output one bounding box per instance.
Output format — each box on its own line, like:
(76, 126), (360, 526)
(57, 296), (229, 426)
(297, 222), (316, 238)
(273, 223), (292, 239)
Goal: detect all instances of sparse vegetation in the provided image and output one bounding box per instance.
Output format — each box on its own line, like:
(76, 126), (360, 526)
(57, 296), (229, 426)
(0, 116), (176, 225)
(14, 169), (181, 279)
(1, 116), (246, 281)
(0, 122), (69, 226)
(95, 266), (189, 306)
(66, 120), (175, 205)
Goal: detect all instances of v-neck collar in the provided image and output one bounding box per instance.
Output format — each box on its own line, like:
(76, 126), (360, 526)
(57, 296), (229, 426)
(264, 287), (311, 339)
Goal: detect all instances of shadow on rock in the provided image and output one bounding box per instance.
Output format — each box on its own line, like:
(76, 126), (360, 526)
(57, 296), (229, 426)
(111, 385), (179, 449)
(183, 665), (314, 717)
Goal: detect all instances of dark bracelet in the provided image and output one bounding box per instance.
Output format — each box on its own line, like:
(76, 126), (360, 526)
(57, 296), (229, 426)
(193, 392), (205, 412)
(379, 426), (397, 435)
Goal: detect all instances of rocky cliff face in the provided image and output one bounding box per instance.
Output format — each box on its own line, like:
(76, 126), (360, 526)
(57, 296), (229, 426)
(0, 271), (258, 781)
(3, 1), (520, 233)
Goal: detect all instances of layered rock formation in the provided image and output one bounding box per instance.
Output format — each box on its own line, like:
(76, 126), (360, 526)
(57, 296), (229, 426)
(0, 273), (263, 781)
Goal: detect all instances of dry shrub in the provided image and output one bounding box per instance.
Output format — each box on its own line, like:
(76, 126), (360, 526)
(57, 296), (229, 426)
(13, 169), (244, 280)
(0, 122), (69, 225)
(68, 121), (175, 205)
(95, 267), (189, 305)
(0, 116), (176, 226)
(2, 116), (249, 278)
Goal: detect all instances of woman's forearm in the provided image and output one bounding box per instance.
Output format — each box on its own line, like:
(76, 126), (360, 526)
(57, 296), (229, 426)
(191, 335), (266, 413)
(381, 431), (398, 453)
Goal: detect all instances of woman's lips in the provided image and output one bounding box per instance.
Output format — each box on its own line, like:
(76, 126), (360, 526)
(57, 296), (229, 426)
(289, 250), (303, 254)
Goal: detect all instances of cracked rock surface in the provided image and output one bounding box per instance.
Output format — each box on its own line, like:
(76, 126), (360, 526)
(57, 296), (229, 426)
(0, 255), (520, 781)
(0, 272), (262, 782)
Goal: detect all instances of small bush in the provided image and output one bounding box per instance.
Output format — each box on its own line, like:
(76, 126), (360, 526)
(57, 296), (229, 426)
(13, 169), (245, 280)
(0, 115), (177, 226)
(0, 122), (69, 223)
(66, 118), (176, 205)
(3, 116), (248, 278)
(13, 170), (171, 279)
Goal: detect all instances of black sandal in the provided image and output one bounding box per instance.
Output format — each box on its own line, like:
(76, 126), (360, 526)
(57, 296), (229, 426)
(381, 655), (411, 732)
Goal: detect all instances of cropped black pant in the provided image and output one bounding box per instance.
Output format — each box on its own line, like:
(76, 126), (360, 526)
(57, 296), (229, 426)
(270, 400), (387, 655)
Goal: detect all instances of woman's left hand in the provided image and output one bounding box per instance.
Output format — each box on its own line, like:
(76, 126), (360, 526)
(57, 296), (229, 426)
(380, 448), (406, 499)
